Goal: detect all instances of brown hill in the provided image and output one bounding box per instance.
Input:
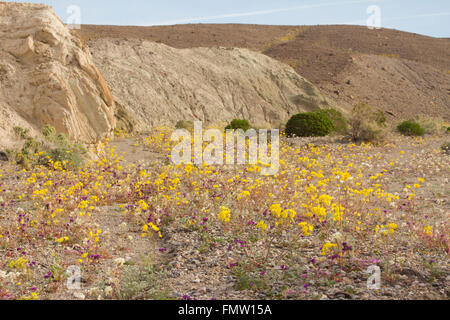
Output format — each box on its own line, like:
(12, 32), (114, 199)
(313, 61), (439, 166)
(78, 24), (450, 121)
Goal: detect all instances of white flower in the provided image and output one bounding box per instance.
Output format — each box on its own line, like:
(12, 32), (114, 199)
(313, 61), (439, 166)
(114, 258), (125, 267)
(104, 286), (113, 297)
(331, 232), (343, 243)
(119, 222), (128, 232)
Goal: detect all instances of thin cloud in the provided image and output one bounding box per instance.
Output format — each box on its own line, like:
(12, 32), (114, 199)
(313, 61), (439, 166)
(146, 0), (377, 26)
(343, 12), (450, 26)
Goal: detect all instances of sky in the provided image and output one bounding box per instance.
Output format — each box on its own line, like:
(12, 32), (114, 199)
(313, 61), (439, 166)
(4, 0), (450, 37)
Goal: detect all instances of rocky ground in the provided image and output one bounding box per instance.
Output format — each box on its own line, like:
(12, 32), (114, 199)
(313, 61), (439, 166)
(1, 132), (447, 300)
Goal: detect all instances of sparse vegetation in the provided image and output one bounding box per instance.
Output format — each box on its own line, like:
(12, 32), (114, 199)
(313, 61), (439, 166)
(348, 102), (387, 142)
(11, 125), (86, 170)
(441, 142), (450, 154)
(0, 126), (448, 301)
(413, 116), (448, 135)
(175, 120), (195, 132)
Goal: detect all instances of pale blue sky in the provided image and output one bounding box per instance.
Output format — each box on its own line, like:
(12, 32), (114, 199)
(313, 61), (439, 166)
(5, 0), (450, 37)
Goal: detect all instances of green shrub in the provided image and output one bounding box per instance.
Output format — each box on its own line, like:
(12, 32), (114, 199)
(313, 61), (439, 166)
(175, 120), (195, 132)
(348, 102), (387, 142)
(42, 124), (57, 139)
(225, 119), (252, 132)
(285, 112), (334, 137)
(397, 121), (425, 136)
(13, 126), (30, 140)
(317, 108), (348, 134)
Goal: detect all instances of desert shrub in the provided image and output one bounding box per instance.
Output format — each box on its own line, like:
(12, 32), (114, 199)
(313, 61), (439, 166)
(225, 119), (252, 132)
(317, 108), (348, 134)
(348, 103), (387, 142)
(12, 125), (86, 170)
(42, 124), (56, 139)
(285, 112), (334, 137)
(397, 121), (425, 137)
(175, 120), (195, 132)
(414, 116), (448, 135)
(441, 142), (450, 155)
(13, 126), (31, 140)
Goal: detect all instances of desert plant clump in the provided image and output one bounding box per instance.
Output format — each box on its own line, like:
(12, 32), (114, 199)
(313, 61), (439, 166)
(285, 112), (334, 137)
(175, 120), (195, 132)
(441, 142), (450, 155)
(11, 125), (86, 170)
(13, 126), (31, 140)
(317, 108), (348, 135)
(397, 121), (425, 137)
(225, 119), (252, 132)
(414, 116), (448, 135)
(348, 102), (387, 142)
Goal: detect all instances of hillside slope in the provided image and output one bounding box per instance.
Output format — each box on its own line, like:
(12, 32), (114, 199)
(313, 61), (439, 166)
(79, 24), (450, 121)
(88, 38), (331, 131)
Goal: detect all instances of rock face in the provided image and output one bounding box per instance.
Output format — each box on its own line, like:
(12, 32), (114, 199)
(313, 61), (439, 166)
(88, 38), (331, 130)
(0, 3), (115, 148)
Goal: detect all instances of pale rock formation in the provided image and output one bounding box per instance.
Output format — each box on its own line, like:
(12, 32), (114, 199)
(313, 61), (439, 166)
(0, 2), (115, 149)
(88, 38), (332, 131)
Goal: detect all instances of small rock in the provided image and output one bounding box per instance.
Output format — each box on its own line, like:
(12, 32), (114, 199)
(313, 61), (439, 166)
(193, 278), (201, 283)
(119, 222), (128, 232)
(0, 151), (8, 162)
(104, 286), (113, 297)
(73, 292), (85, 300)
(113, 258), (126, 267)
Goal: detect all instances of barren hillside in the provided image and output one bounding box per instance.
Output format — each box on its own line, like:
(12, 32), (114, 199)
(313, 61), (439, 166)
(79, 24), (450, 121)
(88, 38), (331, 131)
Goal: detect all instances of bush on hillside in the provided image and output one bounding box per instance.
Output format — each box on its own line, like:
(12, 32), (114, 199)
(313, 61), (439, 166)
(225, 119), (252, 132)
(441, 142), (450, 155)
(12, 125), (86, 170)
(348, 102), (387, 142)
(317, 108), (348, 134)
(285, 112), (334, 137)
(414, 116), (447, 135)
(397, 121), (425, 137)
(175, 120), (195, 132)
